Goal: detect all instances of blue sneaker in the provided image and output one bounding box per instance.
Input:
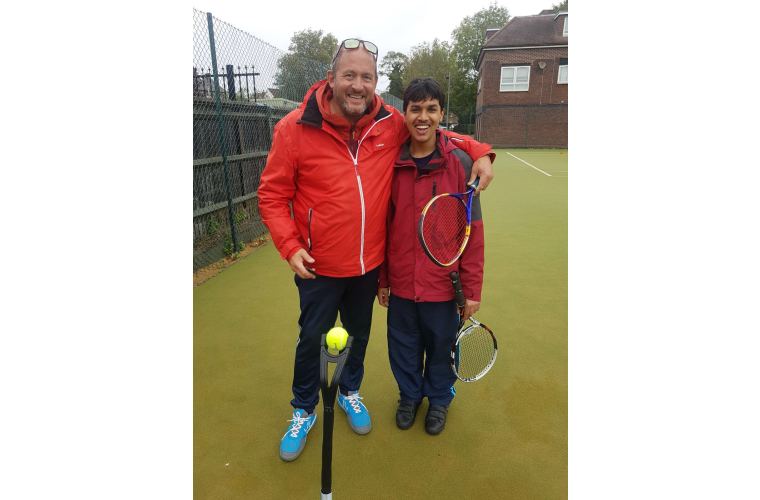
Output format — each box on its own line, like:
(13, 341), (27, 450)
(279, 409), (317, 462)
(337, 391), (371, 434)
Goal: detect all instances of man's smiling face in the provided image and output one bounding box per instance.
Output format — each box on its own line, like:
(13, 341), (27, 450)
(327, 48), (377, 121)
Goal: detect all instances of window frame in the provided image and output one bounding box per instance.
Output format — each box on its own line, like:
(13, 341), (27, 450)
(558, 64), (567, 84)
(499, 65), (531, 92)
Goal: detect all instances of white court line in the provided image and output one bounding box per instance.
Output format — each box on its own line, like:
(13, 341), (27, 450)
(505, 151), (552, 177)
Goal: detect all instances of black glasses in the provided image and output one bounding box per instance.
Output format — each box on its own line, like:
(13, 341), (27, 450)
(332, 39), (378, 64)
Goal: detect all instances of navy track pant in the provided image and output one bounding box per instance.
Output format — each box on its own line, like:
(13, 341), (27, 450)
(290, 267), (379, 413)
(386, 294), (458, 407)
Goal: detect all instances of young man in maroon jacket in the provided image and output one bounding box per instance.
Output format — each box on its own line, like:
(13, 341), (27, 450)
(377, 78), (485, 435)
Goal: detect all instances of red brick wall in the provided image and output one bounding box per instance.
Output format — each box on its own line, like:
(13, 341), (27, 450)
(476, 104), (567, 147)
(476, 47), (568, 147)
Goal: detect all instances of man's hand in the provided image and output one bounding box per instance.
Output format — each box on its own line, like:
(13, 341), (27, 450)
(470, 155), (494, 195)
(288, 248), (316, 279)
(461, 299), (480, 322)
(377, 287), (390, 307)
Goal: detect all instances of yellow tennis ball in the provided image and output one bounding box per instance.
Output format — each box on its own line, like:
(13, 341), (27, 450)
(326, 327), (349, 351)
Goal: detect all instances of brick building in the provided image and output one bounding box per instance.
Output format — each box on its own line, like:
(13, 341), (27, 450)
(475, 10), (568, 148)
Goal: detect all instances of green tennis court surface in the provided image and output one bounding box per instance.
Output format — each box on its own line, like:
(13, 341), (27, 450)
(194, 148), (567, 499)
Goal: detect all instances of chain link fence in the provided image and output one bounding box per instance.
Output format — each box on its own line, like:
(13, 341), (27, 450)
(193, 10), (332, 270)
(193, 11), (417, 271)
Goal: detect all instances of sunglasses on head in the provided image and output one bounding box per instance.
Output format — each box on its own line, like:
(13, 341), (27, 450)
(332, 39), (378, 64)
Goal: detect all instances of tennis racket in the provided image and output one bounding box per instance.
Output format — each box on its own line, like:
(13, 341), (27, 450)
(319, 334), (353, 500)
(449, 271), (497, 382)
(418, 177), (480, 267)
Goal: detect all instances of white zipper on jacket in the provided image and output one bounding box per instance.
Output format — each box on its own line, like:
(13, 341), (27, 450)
(344, 112), (393, 275)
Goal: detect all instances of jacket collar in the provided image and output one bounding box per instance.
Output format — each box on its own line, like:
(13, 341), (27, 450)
(297, 88), (323, 128)
(395, 131), (452, 172)
(296, 79), (390, 130)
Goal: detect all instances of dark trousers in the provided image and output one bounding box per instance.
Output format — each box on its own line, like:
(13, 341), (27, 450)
(290, 267), (379, 414)
(387, 295), (458, 407)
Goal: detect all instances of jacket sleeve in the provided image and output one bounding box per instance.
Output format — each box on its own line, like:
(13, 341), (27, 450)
(454, 150), (485, 302)
(441, 130), (496, 164)
(459, 219), (484, 303)
(378, 194), (394, 289)
(257, 119), (306, 262)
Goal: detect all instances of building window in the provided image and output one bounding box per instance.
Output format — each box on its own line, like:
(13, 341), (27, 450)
(563, 16), (568, 36)
(558, 58), (568, 84)
(500, 66), (530, 92)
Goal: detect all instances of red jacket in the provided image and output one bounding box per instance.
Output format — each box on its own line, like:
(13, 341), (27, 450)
(258, 79), (492, 278)
(379, 132), (485, 302)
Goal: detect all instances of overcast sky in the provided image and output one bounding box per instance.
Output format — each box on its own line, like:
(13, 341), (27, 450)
(194, 0), (559, 91)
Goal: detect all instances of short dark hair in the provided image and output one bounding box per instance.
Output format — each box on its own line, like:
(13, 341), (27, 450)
(402, 78), (445, 111)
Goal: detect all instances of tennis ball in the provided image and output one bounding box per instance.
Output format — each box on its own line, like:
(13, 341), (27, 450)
(326, 327), (349, 351)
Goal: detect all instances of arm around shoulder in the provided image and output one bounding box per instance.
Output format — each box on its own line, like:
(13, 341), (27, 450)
(441, 130), (495, 193)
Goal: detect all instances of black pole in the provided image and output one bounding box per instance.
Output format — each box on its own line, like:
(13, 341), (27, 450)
(321, 407), (334, 495)
(207, 12), (239, 253)
(252, 65), (259, 104)
(245, 65), (250, 101)
(319, 336), (353, 499)
(237, 65), (243, 101)
(226, 64), (236, 100)
(445, 74), (451, 130)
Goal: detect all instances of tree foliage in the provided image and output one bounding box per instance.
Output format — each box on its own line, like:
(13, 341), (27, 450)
(448, 3), (510, 123)
(379, 51), (409, 98)
(401, 39), (452, 92)
(553, 0), (568, 12)
(451, 3), (509, 75)
(274, 29), (337, 102)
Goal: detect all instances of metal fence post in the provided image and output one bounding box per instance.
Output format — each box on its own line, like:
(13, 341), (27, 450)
(252, 65), (258, 103)
(206, 12), (239, 254)
(226, 64), (236, 100)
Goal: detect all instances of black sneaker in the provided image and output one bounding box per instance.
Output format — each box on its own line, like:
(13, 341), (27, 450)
(395, 399), (420, 430)
(425, 405), (448, 435)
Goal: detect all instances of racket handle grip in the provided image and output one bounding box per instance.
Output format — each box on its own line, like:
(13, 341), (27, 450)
(450, 271), (466, 308)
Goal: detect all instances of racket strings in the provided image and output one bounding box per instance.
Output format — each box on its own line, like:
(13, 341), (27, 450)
(455, 326), (496, 379)
(422, 196), (467, 264)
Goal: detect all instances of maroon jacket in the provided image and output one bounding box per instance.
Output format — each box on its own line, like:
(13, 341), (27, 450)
(379, 132), (485, 302)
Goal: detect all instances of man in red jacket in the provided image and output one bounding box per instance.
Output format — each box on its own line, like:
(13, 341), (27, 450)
(258, 39), (494, 461)
(377, 78), (484, 435)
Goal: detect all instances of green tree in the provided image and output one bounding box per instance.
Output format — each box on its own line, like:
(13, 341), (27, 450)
(451, 3), (509, 75)
(401, 39), (452, 91)
(553, 0), (568, 12)
(379, 51), (409, 97)
(448, 3), (510, 127)
(274, 29), (337, 102)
